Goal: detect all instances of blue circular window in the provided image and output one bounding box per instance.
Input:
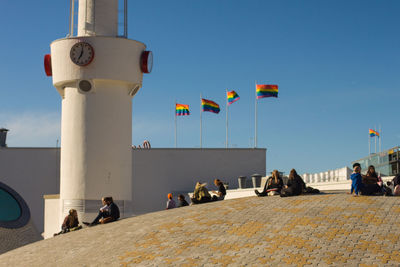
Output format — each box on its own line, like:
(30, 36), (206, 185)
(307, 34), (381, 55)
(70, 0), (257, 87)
(0, 181), (30, 228)
(0, 188), (21, 221)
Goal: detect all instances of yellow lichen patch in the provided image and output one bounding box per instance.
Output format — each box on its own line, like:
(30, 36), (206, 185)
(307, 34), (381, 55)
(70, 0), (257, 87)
(210, 255), (238, 267)
(391, 207), (400, 213)
(359, 264), (378, 267)
(191, 237), (215, 247)
(323, 252), (354, 265)
(258, 257), (271, 265)
(164, 257), (181, 265)
(179, 258), (199, 267)
(360, 213), (385, 226)
(377, 250), (400, 264)
(388, 250), (400, 263)
(210, 243), (241, 253)
(379, 234), (400, 244)
(119, 250), (159, 265)
(286, 198), (314, 206)
(273, 208), (305, 213)
(347, 196), (375, 205)
(158, 221), (185, 231)
(342, 212), (384, 226)
(277, 216), (320, 232)
(353, 240), (389, 256)
(224, 198), (258, 212)
(315, 228), (363, 241)
(137, 232), (164, 249)
(319, 206), (345, 215)
(198, 219), (230, 226)
(281, 252), (315, 266)
(321, 216), (347, 227)
(227, 221), (265, 238)
(210, 242), (256, 253)
(182, 228), (213, 236)
(265, 235), (320, 253)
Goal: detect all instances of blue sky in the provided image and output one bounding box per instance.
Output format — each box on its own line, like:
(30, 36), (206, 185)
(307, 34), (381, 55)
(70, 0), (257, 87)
(0, 0), (399, 174)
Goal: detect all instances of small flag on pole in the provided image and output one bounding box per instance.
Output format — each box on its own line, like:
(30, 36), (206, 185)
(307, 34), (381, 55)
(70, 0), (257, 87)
(256, 84), (278, 99)
(227, 90), (240, 105)
(176, 104), (190, 116)
(201, 98), (220, 114)
(369, 129), (379, 137)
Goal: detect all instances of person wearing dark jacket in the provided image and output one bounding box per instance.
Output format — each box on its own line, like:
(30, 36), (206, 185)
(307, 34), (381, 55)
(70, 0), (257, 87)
(281, 169), (306, 197)
(255, 170), (284, 197)
(83, 196), (120, 226)
(177, 194), (189, 207)
(361, 165), (382, 195)
(212, 179), (227, 201)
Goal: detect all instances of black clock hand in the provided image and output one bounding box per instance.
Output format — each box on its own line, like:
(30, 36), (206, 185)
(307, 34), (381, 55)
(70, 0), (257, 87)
(78, 47), (84, 60)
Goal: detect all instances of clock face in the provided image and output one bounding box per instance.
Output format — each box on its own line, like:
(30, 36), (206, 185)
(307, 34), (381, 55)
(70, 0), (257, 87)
(70, 42), (94, 66)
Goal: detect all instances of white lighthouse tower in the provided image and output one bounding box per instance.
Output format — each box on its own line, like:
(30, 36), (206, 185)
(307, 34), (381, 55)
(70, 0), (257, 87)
(46, 0), (152, 223)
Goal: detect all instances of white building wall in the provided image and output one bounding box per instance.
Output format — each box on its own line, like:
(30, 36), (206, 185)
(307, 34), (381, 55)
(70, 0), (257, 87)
(43, 195), (60, 239)
(131, 148), (266, 214)
(0, 148), (59, 234)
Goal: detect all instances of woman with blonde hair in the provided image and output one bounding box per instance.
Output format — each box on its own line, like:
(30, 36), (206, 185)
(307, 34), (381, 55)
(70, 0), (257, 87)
(255, 170), (284, 197)
(191, 182), (212, 204)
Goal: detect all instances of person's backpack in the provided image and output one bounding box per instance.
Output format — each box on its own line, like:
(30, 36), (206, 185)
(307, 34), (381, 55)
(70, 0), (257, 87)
(305, 186), (320, 194)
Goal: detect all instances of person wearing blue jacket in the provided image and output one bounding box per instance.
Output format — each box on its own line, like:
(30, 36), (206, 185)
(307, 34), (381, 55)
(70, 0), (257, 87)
(351, 163), (363, 196)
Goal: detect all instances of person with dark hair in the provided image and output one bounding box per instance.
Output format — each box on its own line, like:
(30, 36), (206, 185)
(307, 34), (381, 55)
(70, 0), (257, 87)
(361, 165), (382, 195)
(280, 169), (306, 197)
(351, 163), (363, 196)
(255, 170), (284, 197)
(83, 196), (120, 226)
(177, 194), (189, 207)
(166, 193), (176, 209)
(54, 209), (81, 236)
(387, 173), (400, 196)
(212, 179), (226, 201)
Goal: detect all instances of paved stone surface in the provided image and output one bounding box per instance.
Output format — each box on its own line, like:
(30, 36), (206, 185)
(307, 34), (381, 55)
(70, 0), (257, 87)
(1, 193), (400, 266)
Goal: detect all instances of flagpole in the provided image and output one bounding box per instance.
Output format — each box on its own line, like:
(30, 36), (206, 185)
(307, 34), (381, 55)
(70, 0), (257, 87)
(200, 93), (202, 148)
(255, 81), (258, 148)
(174, 100), (177, 148)
(226, 89), (228, 149)
(375, 125), (377, 153)
(379, 125), (382, 153)
(368, 132), (370, 155)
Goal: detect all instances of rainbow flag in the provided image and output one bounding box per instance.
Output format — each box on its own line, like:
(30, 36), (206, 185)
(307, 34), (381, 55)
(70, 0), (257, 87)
(256, 84), (278, 99)
(369, 129), (379, 137)
(176, 104), (190, 116)
(202, 98), (220, 114)
(227, 90), (240, 105)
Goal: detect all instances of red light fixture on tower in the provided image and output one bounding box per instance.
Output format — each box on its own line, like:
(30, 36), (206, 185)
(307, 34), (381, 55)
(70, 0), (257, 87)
(140, 51), (153, 74)
(44, 54), (52, 76)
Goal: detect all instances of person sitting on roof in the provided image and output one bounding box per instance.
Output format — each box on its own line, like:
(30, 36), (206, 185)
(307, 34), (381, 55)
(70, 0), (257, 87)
(212, 179), (226, 201)
(255, 170), (284, 197)
(83, 196), (120, 226)
(177, 194), (189, 207)
(54, 209), (82, 236)
(191, 182), (212, 204)
(280, 169), (306, 197)
(166, 193), (176, 209)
